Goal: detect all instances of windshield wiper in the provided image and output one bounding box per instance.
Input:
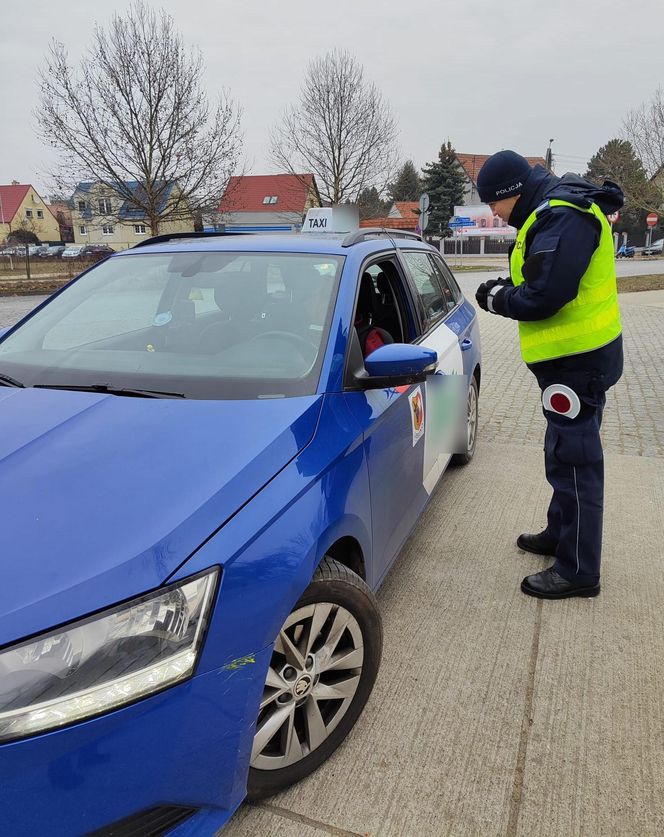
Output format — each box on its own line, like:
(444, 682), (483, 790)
(0, 372), (25, 388)
(33, 384), (185, 399)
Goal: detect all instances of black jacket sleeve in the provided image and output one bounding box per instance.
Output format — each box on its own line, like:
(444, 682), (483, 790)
(492, 207), (601, 322)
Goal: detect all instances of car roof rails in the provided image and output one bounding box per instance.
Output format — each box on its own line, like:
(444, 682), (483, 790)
(132, 231), (250, 249)
(342, 228), (422, 247)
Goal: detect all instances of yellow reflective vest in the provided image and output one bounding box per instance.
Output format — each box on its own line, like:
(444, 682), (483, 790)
(510, 199), (622, 364)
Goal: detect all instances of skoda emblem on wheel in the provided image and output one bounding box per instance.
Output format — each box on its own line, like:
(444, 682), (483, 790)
(294, 676), (311, 697)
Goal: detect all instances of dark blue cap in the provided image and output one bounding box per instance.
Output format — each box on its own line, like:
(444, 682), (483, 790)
(477, 151), (532, 203)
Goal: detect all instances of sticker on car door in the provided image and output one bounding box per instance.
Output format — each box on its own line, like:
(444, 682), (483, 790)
(409, 386), (425, 445)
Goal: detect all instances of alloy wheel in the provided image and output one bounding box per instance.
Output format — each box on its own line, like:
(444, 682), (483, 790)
(251, 602), (363, 771)
(467, 380), (478, 452)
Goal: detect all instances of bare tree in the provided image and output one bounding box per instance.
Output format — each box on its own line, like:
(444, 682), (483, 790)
(37, 1), (242, 235)
(623, 87), (664, 209)
(270, 50), (399, 205)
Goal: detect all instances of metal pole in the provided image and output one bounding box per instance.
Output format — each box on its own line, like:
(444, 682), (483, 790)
(545, 139), (554, 172)
(25, 244), (31, 282)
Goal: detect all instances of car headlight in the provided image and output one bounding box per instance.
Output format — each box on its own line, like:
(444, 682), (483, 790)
(0, 568), (218, 743)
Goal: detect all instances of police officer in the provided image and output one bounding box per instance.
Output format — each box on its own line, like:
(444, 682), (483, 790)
(474, 151), (624, 599)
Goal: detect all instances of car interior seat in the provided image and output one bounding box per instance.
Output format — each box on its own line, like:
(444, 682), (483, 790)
(373, 271), (402, 342)
(158, 298), (196, 352)
(281, 268), (330, 339)
(196, 272), (267, 353)
(356, 273), (393, 356)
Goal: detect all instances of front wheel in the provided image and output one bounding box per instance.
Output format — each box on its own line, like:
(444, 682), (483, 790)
(451, 375), (479, 466)
(247, 558), (382, 800)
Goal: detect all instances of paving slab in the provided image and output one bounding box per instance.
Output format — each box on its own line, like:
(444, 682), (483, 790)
(516, 452), (664, 837)
(226, 802), (361, 835)
(225, 444), (664, 836)
(619, 289), (664, 307)
(1, 277), (662, 837)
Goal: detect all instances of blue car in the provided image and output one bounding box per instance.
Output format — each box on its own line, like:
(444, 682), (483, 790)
(0, 213), (481, 835)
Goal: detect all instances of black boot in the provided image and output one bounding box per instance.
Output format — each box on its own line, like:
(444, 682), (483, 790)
(516, 531), (557, 557)
(521, 568), (600, 599)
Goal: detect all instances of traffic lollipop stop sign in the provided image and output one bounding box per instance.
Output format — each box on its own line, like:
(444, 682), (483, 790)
(542, 384), (581, 419)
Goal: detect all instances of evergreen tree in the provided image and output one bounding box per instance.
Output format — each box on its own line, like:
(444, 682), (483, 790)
(357, 186), (390, 220)
(585, 138), (661, 234)
(388, 160), (422, 202)
(420, 141), (466, 235)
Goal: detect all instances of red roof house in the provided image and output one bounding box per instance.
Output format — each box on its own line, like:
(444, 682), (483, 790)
(455, 153), (548, 204)
(213, 174), (321, 232)
(0, 184), (31, 225)
(0, 183), (61, 241)
(389, 201), (420, 220)
(360, 201), (421, 231)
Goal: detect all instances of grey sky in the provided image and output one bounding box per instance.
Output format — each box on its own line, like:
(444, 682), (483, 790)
(1, 0), (662, 195)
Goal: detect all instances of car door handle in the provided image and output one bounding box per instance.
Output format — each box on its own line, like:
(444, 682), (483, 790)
(460, 339), (473, 351)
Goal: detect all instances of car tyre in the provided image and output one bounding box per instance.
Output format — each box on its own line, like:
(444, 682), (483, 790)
(451, 374), (479, 466)
(247, 557), (382, 800)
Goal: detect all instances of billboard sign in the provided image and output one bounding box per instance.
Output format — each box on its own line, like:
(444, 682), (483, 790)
(452, 205), (516, 237)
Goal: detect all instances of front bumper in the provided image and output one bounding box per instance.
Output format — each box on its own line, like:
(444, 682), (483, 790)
(0, 647), (271, 836)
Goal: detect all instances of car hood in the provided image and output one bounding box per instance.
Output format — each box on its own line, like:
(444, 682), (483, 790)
(0, 388), (322, 644)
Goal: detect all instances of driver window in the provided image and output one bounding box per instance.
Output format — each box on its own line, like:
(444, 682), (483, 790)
(431, 255), (462, 308)
(402, 251), (449, 332)
(353, 260), (407, 352)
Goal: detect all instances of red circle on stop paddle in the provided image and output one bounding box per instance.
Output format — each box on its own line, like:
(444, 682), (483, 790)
(550, 393), (571, 413)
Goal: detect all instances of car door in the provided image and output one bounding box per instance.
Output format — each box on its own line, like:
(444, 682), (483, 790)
(343, 254), (429, 588)
(399, 250), (465, 494)
(431, 252), (478, 379)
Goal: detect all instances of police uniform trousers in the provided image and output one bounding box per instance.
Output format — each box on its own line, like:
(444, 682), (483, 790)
(538, 375), (607, 584)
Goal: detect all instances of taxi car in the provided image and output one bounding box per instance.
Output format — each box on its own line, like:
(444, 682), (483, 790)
(0, 209), (481, 835)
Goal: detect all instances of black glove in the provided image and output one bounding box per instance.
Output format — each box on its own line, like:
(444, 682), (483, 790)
(475, 278), (511, 313)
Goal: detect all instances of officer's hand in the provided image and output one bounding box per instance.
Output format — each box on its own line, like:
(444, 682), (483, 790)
(475, 278), (511, 313)
(475, 282), (489, 311)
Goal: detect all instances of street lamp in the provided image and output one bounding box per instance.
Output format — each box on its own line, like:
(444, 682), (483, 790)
(545, 139), (555, 172)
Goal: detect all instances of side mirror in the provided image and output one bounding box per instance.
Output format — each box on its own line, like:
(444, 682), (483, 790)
(355, 343), (438, 390)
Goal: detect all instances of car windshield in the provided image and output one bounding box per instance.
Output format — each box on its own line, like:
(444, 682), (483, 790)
(0, 250), (344, 399)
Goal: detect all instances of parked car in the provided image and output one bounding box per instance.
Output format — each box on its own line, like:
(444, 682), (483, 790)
(0, 245), (26, 257)
(0, 211), (481, 835)
(0, 244), (42, 257)
(643, 238), (663, 256)
(617, 244), (635, 258)
(80, 243), (115, 261)
(61, 245), (85, 259)
(38, 245), (66, 259)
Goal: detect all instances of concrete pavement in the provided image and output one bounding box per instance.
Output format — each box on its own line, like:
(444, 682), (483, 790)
(227, 445), (664, 836)
(226, 293), (664, 835)
(0, 291), (662, 836)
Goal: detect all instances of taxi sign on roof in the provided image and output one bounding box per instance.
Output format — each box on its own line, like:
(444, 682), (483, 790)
(302, 205), (359, 234)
